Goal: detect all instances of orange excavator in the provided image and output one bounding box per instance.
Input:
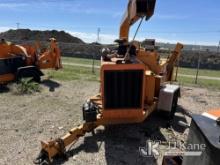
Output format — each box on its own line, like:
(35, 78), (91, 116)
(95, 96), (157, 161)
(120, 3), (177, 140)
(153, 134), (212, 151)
(34, 0), (184, 164)
(0, 38), (62, 84)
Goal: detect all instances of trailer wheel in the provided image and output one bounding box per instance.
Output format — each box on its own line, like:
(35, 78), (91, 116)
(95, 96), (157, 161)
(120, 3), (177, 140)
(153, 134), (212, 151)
(18, 72), (41, 83)
(17, 69), (41, 83)
(31, 71), (41, 82)
(17, 67), (43, 83)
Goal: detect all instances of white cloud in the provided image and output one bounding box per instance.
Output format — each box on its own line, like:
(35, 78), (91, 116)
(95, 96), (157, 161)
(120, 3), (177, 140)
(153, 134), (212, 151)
(0, 1), (122, 18)
(68, 31), (176, 44)
(68, 31), (118, 44)
(0, 3), (28, 9)
(112, 12), (123, 18)
(154, 37), (217, 46)
(6, 0), (119, 17)
(68, 31), (146, 44)
(0, 27), (13, 33)
(68, 30), (218, 46)
(155, 14), (188, 20)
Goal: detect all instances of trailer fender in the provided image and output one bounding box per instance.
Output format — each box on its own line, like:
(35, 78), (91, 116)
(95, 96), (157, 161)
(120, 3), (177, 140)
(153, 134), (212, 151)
(16, 66), (44, 83)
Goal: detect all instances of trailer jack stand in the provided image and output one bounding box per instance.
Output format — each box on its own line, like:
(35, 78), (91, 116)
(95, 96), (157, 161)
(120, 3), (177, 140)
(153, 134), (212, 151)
(33, 150), (50, 165)
(33, 122), (100, 164)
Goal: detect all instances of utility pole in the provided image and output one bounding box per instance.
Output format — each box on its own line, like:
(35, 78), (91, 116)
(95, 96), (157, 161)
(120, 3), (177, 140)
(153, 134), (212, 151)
(16, 22), (20, 29)
(217, 40), (220, 54)
(174, 55), (180, 82)
(97, 27), (101, 43)
(92, 53), (95, 74)
(195, 45), (202, 84)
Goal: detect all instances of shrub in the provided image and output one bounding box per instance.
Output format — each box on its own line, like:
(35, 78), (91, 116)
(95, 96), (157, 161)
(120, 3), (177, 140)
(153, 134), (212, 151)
(16, 78), (41, 94)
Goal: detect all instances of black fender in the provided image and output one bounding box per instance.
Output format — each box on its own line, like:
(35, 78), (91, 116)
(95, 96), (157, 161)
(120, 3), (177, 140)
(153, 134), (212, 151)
(16, 66), (44, 83)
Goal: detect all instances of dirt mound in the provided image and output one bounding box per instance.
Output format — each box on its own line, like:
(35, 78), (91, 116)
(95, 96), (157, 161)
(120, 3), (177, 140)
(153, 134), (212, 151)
(0, 29), (84, 44)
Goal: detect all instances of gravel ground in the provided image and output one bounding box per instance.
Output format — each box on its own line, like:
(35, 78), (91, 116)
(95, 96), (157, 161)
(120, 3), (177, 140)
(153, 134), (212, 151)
(0, 80), (220, 165)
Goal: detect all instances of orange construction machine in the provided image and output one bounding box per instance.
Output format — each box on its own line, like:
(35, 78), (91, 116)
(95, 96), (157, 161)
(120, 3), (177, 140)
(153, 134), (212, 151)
(0, 38), (62, 84)
(34, 0), (184, 164)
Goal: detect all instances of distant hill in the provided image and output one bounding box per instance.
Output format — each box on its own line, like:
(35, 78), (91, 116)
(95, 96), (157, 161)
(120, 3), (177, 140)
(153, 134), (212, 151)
(0, 29), (84, 44)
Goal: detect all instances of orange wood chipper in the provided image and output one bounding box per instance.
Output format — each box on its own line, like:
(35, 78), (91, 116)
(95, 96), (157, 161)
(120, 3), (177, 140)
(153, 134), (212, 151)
(34, 0), (184, 164)
(0, 38), (62, 85)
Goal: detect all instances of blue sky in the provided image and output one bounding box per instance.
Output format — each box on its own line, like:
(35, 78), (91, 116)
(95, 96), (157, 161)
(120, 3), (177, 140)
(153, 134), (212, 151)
(0, 0), (220, 45)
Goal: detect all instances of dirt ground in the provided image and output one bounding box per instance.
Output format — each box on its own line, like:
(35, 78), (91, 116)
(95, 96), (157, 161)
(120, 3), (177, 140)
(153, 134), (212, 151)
(0, 80), (220, 165)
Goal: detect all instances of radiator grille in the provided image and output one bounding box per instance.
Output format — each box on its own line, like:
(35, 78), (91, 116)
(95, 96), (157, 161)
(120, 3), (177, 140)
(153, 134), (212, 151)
(104, 70), (143, 109)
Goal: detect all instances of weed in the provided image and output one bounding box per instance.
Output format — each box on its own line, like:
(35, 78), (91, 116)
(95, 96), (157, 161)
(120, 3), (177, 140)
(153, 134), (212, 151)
(15, 78), (41, 94)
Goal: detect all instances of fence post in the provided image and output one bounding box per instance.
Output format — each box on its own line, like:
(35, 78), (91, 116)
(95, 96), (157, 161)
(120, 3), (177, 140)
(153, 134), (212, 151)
(195, 46), (202, 84)
(92, 54), (95, 74)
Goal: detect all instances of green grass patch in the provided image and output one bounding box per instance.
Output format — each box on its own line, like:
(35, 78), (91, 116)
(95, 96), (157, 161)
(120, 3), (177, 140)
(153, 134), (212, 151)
(62, 57), (220, 78)
(62, 57), (100, 66)
(177, 76), (220, 90)
(177, 67), (220, 78)
(48, 57), (220, 90)
(45, 65), (99, 81)
(15, 78), (41, 94)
